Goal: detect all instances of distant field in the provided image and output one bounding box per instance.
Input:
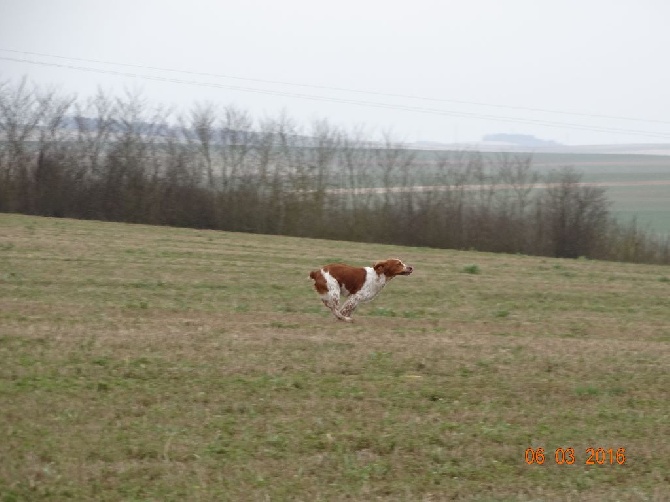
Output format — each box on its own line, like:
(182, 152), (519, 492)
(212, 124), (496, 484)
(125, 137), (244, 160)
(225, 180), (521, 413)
(388, 150), (670, 236)
(1, 215), (669, 500)
(327, 149), (670, 235)
(508, 152), (670, 235)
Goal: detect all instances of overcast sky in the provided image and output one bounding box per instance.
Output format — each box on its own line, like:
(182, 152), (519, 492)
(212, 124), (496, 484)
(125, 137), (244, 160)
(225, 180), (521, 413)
(1, 0), (669, 145)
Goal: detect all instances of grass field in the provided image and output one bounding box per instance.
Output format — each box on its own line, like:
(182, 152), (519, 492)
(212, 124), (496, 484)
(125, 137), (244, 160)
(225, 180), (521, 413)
(1, 214), (669, 501)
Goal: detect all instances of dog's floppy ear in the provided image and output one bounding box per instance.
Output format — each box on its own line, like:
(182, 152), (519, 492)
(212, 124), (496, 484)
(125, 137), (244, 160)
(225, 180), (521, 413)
(373, 260), (387, 274)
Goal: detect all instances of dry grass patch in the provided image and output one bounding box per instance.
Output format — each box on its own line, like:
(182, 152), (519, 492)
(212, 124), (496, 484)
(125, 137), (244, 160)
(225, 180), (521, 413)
(1, 214), (669, 500)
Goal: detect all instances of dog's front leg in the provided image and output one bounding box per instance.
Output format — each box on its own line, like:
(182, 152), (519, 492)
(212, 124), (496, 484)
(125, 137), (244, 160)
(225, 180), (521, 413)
(338, 297), (360, 321)
(322, 299), (352, 322)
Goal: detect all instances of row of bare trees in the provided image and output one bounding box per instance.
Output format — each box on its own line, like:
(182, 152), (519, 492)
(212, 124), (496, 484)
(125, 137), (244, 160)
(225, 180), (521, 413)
(1, 77), (668, 264)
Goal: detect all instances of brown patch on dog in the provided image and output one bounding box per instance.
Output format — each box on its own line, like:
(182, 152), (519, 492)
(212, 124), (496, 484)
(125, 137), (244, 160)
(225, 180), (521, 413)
(309, 270), (328, 295)
(320, 264), (367, 295)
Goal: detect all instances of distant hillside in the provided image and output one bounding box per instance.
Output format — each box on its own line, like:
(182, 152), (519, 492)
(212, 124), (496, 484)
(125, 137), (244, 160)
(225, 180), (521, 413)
(482, 133), (561, 147)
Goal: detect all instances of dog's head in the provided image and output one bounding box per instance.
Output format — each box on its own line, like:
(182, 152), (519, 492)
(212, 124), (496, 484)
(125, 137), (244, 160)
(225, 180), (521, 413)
(373, 258), (414, 278)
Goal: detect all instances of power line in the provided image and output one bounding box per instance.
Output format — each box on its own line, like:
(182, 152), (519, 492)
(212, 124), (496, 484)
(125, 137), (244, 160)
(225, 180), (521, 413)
(2, 54), (670, 140)
(2, 48), (669, 127)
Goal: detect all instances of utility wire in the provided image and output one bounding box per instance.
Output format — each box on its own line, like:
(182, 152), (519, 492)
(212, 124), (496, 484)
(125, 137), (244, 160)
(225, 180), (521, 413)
(3, 48), (670, 127)
(2, 54), (670, 140)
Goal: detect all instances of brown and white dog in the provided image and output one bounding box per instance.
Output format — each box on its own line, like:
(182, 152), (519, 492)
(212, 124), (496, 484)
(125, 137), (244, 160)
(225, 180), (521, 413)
(309, 259), (414, 322)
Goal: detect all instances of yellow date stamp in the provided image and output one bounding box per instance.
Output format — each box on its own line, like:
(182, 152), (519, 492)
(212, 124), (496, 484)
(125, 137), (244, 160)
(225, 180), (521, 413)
(525, 447), (626, 465)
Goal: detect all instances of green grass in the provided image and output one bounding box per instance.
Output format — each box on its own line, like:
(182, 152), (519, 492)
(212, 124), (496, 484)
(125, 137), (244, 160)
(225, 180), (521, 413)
(461, 264), (481, 275)
(1, 214), (669, 500)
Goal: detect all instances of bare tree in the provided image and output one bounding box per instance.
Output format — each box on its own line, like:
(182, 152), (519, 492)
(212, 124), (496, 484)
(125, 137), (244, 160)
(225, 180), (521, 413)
(0, 77), (75, 213)
(189, 102), (217, 188)
(337, 127), (377, 240)
(74, 88), (117, 179)
(219, 105), (253, 190)
(540, 167), (610, 258)
(494, 153), (539, 252)
(32, 88), (75, 216)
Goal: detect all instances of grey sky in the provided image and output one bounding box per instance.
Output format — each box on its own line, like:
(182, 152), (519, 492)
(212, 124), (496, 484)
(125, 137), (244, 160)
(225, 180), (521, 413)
(1, 0), (669, 145)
